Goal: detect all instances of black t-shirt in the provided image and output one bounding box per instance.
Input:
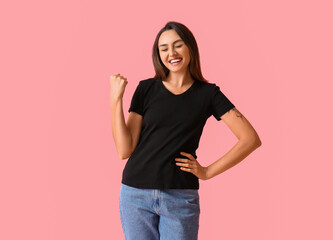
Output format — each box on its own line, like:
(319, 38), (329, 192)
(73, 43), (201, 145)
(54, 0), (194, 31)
(121, 77), (235, 189)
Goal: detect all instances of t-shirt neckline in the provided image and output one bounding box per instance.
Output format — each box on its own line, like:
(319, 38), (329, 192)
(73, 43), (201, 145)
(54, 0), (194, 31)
(159, 79), (197, 96)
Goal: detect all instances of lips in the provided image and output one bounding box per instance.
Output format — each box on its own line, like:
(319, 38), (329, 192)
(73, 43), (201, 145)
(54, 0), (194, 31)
(169, 57), (182, 63)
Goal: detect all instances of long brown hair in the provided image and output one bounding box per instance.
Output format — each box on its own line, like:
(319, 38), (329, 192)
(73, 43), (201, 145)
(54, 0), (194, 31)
(152, 21), (209, 83)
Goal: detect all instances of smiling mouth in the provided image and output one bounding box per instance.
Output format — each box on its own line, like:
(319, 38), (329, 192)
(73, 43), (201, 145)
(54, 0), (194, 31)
(169, 58), (182, 65)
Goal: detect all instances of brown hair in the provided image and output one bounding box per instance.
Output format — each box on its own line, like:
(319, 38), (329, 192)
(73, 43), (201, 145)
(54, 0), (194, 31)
(152, 21), (208, 83)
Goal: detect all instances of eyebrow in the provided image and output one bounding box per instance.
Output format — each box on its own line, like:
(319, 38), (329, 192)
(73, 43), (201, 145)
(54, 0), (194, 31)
(159, 39), (184, 47)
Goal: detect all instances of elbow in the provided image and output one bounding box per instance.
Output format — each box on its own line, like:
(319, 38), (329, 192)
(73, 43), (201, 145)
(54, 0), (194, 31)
(115, 142), (134, 160)
(119, 154), (129, 160)
(241, 134), (262, 149)
(118, 148), (134, 160)
(251, 134), (262, 149)
(250, 130), (262, 148)
(255, 138), (262, 148)
(119, 152), (131, 160)
(115, 148), (128, 160)
(254, 131), (262, 148)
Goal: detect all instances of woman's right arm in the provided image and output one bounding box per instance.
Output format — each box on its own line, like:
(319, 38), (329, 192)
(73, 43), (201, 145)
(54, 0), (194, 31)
(110, 74), (142, 159)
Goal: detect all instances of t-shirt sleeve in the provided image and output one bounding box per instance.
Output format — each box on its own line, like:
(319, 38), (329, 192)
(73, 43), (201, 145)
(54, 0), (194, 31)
(210, 84), (235, 121)
(128, 81), (144, 116)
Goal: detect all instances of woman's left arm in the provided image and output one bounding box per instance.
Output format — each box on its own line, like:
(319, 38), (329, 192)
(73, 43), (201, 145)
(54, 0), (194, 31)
(205, 107), (262, 180)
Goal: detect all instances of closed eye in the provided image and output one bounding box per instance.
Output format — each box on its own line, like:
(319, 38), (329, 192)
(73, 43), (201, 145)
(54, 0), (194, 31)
(161, 45), (183, 52)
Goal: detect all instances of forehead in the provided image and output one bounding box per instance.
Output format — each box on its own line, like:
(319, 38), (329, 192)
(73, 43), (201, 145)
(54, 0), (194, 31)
(158, 29), (182, 45)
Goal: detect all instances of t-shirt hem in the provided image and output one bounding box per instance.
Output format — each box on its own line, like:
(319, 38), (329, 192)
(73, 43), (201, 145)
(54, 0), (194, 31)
(121, 179), (199, 190)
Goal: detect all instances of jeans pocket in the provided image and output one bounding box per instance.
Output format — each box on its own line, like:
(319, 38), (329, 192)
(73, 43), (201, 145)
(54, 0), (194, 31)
(183, 190), (200, 208)
(185, 195), (200, 216)
(185, 195), (199, 205)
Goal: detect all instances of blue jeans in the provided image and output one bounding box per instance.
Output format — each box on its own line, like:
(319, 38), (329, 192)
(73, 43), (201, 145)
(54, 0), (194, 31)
(119, 183), (200, 240)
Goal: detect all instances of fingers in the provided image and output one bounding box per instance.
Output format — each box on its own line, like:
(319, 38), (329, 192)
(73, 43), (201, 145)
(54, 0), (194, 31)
(110, 73), (127, 81)
(176, 163), (194, 172)
(175, 160), (193, 167)
(175, 157), (195, 170)
(175, 157), (191, 162)
(175, 153), (207, 179)
(180, 152), (195, 161)
(175, 152), (198, 174)
(180, 167), (191, 172)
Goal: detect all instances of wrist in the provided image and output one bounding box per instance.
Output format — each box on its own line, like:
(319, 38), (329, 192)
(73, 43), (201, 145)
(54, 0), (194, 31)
(204, 166), (212, 180)
(110, 96), (122, 105)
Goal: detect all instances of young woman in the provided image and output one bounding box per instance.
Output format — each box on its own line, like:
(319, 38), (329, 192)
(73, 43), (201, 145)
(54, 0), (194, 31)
(110, 21), (262, 240)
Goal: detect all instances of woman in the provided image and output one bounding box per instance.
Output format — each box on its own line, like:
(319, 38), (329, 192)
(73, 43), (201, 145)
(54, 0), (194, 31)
(110, 21), (262, 240)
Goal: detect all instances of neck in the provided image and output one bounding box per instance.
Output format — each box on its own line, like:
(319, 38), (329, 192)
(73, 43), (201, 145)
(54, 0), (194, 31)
(164, 70), (194, 87)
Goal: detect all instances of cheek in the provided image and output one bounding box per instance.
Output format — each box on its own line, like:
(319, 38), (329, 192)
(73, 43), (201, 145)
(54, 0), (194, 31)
(159, 53), (167, 61)
(184, 50), (190, 58)
(179, 49), (189, 59)
(185, 53), (191, 63)
(159, 54), (169, 66)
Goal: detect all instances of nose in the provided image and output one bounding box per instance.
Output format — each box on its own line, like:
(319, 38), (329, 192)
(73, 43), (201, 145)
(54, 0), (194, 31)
(169, 47), (177, 56)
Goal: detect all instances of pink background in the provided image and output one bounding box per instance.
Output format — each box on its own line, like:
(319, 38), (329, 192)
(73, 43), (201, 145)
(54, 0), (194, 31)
(1, 0), (332, 239)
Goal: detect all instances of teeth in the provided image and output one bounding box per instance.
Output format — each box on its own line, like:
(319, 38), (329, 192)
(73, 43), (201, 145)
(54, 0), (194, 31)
(170, 59), (182, 63)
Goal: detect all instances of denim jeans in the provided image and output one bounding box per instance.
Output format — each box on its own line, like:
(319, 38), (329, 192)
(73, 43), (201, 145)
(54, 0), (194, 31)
(119, 183), (200, 240)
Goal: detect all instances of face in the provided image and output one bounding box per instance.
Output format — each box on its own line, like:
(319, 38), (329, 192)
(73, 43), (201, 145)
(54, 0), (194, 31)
(158, 29), (191, 72)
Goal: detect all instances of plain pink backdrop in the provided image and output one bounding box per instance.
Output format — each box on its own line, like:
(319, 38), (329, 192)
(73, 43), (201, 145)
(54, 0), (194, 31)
(1, 0), (332, 239)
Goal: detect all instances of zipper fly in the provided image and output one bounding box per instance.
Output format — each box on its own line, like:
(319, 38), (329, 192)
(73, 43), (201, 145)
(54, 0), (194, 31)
(153, 189), (161, 214)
